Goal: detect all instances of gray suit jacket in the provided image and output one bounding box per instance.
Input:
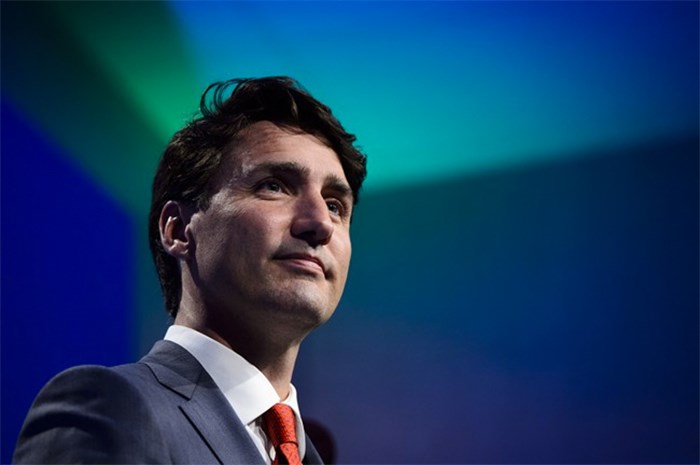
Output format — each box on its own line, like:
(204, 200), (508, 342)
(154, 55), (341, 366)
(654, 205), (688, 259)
(13, 340), (323, 464)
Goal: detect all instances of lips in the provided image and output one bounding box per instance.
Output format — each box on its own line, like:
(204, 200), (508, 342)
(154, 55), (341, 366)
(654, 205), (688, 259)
(275, 252), (327, 275)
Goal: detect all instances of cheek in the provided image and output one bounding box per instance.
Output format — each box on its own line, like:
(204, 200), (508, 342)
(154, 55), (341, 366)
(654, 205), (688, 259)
(234, 210), (287, 251)
(334, 235), (353, 275)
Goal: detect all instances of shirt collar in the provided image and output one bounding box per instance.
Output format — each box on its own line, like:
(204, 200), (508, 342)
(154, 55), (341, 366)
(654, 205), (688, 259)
(164, 325), (306, 453)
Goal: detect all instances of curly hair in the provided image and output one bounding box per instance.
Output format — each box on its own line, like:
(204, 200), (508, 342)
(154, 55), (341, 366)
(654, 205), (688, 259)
(148, 77), (367, 317)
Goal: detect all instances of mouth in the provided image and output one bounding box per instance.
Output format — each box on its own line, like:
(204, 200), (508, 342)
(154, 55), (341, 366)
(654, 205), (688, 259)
(275, 253), (327, 275)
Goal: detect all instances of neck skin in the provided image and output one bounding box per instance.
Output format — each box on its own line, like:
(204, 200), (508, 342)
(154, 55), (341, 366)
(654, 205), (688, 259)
(174, 277), (306, 400)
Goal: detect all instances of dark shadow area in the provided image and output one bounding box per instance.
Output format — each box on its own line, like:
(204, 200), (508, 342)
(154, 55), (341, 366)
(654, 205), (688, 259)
(304, 418), (337, 464)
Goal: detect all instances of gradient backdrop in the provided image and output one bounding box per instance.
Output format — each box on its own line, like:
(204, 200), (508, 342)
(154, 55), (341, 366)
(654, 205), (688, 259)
(2, 1), (698, 463)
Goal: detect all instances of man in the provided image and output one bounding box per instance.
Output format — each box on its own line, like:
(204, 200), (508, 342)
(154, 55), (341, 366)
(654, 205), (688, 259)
(13, 77), (367, 464)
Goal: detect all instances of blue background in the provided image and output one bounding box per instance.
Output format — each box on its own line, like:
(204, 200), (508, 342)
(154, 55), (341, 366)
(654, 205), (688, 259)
(2, 1), (698, 463)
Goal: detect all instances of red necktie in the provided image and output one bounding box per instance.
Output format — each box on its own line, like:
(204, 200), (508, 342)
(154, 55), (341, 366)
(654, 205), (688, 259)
(262, 403), (303, 465)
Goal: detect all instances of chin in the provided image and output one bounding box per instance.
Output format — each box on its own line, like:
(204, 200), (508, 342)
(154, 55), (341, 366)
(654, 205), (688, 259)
(268, 287), (338, 330)
(289, 295), (336, 327)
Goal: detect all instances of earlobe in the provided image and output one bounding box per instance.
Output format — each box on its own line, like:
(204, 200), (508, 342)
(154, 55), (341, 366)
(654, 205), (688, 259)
(159, 201), (193, 260)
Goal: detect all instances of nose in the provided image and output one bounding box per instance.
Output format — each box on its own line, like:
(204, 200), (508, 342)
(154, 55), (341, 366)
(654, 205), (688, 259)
(291, 193), (333, 247)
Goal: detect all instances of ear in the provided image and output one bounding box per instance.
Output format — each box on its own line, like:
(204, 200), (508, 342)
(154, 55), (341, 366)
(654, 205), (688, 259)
(159, 200), (195, 260)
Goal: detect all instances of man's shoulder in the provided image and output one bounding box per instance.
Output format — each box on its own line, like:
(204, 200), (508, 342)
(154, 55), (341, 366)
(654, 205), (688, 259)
(13, 363), (168, 464)
(33, 340), (202, 405)
(24, 363), (155, 426)
(39, 345), (163, 394)
(12, 342), (203, 464)
(52, 361), (148, 383)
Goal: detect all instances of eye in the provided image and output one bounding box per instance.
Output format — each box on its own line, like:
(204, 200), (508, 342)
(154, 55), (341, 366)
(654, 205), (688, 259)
(326, 199), (345, 217)
(256, 179), (284, 193)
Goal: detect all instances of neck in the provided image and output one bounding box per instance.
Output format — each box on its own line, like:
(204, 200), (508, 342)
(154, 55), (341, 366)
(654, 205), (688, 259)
(175, 295), (306, 399)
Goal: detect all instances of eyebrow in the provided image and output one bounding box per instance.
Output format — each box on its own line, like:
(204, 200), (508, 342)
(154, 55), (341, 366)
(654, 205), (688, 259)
(243, 161), (353, 200)
(242, 161), (309, 180)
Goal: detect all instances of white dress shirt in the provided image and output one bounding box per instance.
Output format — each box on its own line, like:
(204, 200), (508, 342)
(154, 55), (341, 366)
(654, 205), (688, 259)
(164, 325), (306, 464)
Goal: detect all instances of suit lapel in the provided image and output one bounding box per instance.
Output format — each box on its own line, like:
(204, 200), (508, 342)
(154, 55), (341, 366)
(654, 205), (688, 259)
(142, 341), (266, 465)
(179, 385), (264, 465)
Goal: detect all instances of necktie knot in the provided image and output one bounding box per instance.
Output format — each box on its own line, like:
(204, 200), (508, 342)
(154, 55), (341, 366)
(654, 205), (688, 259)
(262, 403), (302, 465)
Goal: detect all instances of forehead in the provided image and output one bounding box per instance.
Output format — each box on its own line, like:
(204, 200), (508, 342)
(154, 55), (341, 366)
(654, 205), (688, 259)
(223, 121), (345, 179)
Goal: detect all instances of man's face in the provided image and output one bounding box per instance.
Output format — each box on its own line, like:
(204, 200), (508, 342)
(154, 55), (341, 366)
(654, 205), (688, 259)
(185, 121), (353, 335)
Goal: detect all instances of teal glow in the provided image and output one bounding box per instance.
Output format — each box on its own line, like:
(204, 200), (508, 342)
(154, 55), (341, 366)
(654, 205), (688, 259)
(168, 1), (698, 192)
(52, 2), (200, 143)
(3, 2), (697, 197)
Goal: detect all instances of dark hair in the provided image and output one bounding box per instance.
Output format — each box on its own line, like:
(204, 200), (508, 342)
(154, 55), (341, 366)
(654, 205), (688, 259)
(148, 76), (367, 317)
